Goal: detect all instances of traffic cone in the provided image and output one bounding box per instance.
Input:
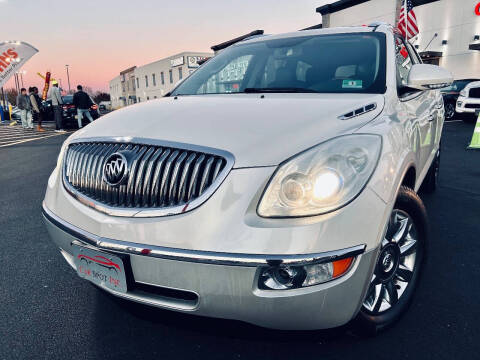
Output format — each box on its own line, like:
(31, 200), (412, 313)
(467, 112), (480, 150)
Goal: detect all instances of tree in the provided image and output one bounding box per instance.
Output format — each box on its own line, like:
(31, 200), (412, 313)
(83, 86), (94, 96)
(5, 88), (18, 106)
(93, 91), (111, 104)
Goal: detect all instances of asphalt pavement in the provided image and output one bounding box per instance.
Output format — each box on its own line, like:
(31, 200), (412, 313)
(0, 120), (479, 360)
(0, 123), (69, 148)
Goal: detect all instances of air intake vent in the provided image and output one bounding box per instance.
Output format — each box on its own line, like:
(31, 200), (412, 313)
(63, 140), (234, 217)
(339, 103), (377, 120)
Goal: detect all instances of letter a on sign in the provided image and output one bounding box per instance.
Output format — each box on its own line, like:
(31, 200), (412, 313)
(0, 41), (38, 88)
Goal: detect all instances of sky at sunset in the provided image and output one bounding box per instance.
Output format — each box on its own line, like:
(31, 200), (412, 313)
(1, 0), (332, 93)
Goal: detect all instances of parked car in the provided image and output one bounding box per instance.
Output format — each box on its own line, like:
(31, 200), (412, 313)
(43, 23), (452, 333)
(441, 79), (479, 120)
(456, 81), (480, 122)
(61, 95), (100, 128)
(10, 106), (21, 120)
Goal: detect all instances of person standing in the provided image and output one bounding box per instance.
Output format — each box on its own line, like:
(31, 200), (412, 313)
(48, 80), (65, 133)
(16, 88), (33, 129)
(72, 85), (94, 129)
(33, 87), (46, 132)
(30, 87), (45, 132)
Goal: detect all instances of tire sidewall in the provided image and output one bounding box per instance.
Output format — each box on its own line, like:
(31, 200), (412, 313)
(356, 187), (428, 333)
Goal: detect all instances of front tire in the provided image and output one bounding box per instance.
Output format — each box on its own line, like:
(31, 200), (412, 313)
(444, 102), (455, 120)
(355, 186), (427, 335)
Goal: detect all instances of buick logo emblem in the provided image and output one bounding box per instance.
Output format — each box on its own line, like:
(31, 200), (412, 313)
(103, 152), (128, 186)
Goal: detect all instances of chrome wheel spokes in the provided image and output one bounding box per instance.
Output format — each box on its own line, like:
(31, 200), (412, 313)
(363, 210), (418, 314)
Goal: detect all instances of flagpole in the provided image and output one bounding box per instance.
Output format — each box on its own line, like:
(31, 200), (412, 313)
(405, 0), (408, 41)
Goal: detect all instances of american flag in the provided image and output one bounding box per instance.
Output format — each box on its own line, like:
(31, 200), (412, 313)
(398, 0), (419, 40)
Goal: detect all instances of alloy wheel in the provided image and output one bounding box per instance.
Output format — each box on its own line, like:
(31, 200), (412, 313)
(445, 103), (455, 120)
(363, 210), (418, 314)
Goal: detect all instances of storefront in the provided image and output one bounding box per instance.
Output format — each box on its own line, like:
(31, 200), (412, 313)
(317, 0), (480, 79)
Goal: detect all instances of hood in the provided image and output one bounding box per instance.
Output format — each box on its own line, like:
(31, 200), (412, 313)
(71, 94), (384, 168)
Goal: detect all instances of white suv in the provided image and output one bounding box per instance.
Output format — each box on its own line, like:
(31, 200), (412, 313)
(456, 80), (480, 119)
(43, 24), (452, 333)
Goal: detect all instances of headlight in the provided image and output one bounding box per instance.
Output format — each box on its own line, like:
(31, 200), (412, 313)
(459, 89), (468, 97)
(257, 134), (382, 217)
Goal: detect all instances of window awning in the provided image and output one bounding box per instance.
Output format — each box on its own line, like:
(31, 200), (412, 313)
(469, 43), (480, 51)
(419, 51), (443, 59)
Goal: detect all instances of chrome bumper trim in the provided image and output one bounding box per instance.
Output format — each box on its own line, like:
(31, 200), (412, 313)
(42, 203), (366, 267)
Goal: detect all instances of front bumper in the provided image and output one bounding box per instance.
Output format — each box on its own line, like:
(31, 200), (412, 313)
(43, 205), (378, 330)
(456, 96), (480, 113)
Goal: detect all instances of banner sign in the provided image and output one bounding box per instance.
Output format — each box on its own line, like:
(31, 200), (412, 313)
(0, 41), (38, 88)
(42, 72), (51, 100)
(170, 56), (184, 67)
(187, 56), (209, 68)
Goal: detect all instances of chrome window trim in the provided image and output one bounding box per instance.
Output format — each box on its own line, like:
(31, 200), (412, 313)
(42, 203), (366, 267)
(62, 137), (235, 218)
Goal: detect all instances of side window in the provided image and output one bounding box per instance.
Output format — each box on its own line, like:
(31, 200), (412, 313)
(395, 37), (415, 88)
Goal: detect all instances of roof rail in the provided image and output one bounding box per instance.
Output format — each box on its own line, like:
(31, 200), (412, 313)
(211, 30), (264, 52)
(300, 24), (323, 31)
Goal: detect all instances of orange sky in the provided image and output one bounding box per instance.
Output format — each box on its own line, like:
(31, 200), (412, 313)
(1, 0), (329, 93)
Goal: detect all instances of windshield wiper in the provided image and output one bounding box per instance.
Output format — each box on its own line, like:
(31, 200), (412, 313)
(243, 87), (319, 93)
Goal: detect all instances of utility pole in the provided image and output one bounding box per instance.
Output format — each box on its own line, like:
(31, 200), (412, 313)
(65, 64), (71, 93)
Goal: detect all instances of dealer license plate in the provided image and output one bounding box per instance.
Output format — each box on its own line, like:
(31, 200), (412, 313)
(72, 244), (127, 293)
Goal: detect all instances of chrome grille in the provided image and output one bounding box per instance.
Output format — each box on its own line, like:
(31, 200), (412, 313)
(62, 140), (233, 217)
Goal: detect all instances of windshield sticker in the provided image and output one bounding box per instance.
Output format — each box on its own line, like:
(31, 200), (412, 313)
(342, 80), (363, 89)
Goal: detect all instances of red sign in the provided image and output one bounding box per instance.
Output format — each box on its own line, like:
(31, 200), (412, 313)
(476, 2), (480, 16)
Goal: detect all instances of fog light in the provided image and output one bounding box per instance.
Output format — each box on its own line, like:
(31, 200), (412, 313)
(259, 257), (354, 290)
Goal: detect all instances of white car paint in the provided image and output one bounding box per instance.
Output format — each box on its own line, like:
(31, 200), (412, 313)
(43, 24), (451, 329)
(456, 80), (480, 114)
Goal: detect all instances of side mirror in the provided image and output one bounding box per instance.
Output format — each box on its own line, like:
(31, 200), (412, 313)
(407, 64), (453, 91)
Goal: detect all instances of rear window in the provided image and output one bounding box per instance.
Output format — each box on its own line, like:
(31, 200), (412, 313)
(62, 95), (73, 104)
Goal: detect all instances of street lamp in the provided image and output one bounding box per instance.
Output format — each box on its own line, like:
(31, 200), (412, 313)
(65, 64), (71, 93)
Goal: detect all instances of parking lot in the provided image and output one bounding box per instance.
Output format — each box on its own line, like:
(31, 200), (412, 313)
(0, 123), (70, 148)
(0, 119), (479, 360)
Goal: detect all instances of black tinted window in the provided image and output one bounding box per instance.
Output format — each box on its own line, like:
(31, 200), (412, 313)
(62, 95), (73, 104)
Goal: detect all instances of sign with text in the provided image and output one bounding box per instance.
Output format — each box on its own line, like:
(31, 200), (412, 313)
(0, 41), (38, 88)
(187, 56), (209, 68)
(170, 56), (184, 67)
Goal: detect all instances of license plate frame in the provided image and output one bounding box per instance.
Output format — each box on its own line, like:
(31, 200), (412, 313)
(72, 244), (128, 293)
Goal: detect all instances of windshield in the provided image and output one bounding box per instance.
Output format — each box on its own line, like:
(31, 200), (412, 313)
(62, 95), (73, 104)
(172, 32), (386, 96)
